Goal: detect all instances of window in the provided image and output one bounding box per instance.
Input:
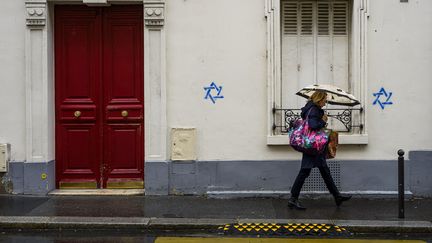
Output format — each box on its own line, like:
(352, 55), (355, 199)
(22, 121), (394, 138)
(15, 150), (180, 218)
(265, 0), (368, 144)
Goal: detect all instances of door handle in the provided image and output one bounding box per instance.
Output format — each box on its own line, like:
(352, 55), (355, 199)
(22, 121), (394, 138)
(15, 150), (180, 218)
(74, 111), (81, 118)
(121, 110), (128, 117)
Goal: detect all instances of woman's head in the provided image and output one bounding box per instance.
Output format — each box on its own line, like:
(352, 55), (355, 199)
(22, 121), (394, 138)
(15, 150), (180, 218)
(310, 90), (327, 107)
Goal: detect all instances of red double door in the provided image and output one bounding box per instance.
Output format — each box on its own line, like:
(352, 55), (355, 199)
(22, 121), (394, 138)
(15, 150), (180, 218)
(55, 5), (144, 189)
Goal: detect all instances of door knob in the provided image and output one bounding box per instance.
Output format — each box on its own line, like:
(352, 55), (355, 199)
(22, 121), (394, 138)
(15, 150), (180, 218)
(121, 110), (128, 117)
(74, 111), (81, 118)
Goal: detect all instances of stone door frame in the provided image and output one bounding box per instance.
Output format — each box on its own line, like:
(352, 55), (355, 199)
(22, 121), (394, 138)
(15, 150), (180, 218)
(24, 0), (167, 194)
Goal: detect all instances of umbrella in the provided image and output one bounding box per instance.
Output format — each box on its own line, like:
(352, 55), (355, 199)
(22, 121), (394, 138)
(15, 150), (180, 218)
(296, 84), (360, 106)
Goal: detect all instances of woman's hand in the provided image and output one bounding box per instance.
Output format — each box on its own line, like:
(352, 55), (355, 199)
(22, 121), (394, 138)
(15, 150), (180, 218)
(322, 114), (328, 122)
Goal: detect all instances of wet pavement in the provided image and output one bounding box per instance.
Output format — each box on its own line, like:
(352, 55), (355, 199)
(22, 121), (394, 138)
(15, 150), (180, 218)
(0, 194), (432, 243)
(0, 195), (431, 221)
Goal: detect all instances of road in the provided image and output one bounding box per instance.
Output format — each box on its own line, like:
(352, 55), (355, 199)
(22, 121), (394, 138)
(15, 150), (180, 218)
(1, 230), (432, 243)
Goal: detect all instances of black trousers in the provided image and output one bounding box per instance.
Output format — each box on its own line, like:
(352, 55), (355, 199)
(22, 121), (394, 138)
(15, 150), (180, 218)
(290, 165), (340, 199)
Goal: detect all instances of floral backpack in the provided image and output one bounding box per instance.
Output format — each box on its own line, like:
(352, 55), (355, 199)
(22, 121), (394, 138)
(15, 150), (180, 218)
(288, 108), (329, 155)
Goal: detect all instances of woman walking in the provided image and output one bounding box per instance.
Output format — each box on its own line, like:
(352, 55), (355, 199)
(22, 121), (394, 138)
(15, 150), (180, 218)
(288, 90), (351, 210)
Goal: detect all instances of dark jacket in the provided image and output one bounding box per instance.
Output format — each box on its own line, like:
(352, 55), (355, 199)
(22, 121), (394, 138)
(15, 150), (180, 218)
(300, 101), (327, 168)
(301, 101), (326, 130)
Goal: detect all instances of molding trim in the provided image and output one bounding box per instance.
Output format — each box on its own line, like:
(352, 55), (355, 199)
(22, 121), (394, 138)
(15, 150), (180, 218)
(25, 0), (50, 163)
(206, 190), (413, 199)
(26, 0), (47, 28)
(265, 0), (280, 139)
(144, 2), (165, 28)
(144, 0), (167, 161)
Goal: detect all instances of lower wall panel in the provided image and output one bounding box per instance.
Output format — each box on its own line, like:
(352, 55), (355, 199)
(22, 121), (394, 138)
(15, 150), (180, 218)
(1, 151), (430, 197)
(145, 151), (432, 198)
(1, 161), (55, 195)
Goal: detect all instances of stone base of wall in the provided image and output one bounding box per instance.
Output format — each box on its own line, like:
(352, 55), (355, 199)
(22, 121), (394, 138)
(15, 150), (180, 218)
(1, 151), (430, 197)
(409, 151), (432, 197)
(0, 161), (55, 195)
(145, 151), (432, 198)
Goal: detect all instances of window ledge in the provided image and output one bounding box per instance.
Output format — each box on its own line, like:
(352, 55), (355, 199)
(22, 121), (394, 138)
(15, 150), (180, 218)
(267, 134), (369, 145)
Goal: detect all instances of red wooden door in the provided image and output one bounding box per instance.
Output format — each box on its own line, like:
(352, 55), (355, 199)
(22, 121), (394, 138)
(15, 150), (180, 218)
(55, 5), (144, 189)
(102, 7), (144, 188)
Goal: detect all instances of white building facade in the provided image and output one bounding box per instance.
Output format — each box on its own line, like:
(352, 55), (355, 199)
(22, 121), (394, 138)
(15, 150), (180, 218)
(0, 0), (431, 197)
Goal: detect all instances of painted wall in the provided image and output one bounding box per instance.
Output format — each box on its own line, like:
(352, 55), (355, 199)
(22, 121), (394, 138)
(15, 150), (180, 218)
(0, 1), (56, 164)
(0, 0), (430, 165)
(0, 0), (26, 162)
(166, 0), (268, 161)
(166, 0), (432, 161)
(0, 0), (430, 195)
(366, 0), (432, 159)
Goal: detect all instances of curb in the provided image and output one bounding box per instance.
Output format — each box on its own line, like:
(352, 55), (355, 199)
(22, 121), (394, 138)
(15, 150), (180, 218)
(335, 219), (432, 233)
(0, 216), (431, 233)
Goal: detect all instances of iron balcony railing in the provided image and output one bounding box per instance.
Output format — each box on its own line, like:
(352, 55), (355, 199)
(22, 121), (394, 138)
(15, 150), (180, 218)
(272, 107), (363, 134)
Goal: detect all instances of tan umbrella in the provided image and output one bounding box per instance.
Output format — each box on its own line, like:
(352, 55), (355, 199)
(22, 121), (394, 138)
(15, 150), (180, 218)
(296, 84), (360, 106)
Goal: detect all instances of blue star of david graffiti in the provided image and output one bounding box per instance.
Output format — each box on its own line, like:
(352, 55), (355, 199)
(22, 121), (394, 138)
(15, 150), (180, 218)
(373, 87), (393, 110)
(204, 82), (224, 104)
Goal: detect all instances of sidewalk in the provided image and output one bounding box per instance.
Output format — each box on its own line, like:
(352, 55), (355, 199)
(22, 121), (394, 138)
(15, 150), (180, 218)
(0, 194), (431, 233)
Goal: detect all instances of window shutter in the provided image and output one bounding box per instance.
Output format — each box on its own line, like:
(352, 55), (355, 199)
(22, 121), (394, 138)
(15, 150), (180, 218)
(318, 2), (330, 36)
(300, 2), (313, 35)
(317, 1), (332, 85)
(282, 1), (298, 35)
(281, 0), (350, 109)
(279, 0), (354, 134)
(333, 1), (348, 35)
(331, 0), (350, 92)
(281, 0), (302, 109)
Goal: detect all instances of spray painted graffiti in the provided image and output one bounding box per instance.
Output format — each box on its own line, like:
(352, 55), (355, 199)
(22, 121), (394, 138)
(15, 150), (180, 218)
(204, 82), (224, 104)
(373, 87), (393, 110)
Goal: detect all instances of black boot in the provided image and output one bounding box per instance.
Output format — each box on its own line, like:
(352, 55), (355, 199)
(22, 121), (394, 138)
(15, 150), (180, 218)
(335, 195), (352, 207)
(288, 197), (306, 210)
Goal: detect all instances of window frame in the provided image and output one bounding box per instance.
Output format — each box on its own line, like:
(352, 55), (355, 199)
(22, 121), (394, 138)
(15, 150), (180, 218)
(265, 0), (369, 145)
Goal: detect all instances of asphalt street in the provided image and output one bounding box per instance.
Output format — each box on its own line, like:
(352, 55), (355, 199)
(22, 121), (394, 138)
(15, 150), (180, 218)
(0, 195), (431, 242)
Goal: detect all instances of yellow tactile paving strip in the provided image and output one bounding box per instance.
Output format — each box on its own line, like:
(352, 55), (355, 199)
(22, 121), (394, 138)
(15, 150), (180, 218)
(156, 238), (426, 243)
(218, 223), (350, 237)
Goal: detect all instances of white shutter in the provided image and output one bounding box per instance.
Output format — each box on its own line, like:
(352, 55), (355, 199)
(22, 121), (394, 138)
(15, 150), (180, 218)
(317, 1), (332, 85)
(281, 0), (350, 111)
(281, 0), (300, 108)
(282, 1), (298, 35)
(333, 1), (348, 36)
(330, 0), (349, 130)
(298, 1), (315, 107)
(318, 1), (330, 36)
(300, 2), (313, 35)
(332, 0), (349, 91)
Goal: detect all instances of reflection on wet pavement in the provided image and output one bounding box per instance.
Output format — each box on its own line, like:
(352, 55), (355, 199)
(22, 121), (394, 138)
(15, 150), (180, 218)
(156, 238), (427, 243)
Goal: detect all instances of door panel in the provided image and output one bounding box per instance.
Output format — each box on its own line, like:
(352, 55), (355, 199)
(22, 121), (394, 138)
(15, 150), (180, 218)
(103, 6), (143, 105)
(104, 124), (143, 176)
(55, 5), (144, 188)
(55, 6), (102, 188)
(59, 124), (99, 176)
(103, 6), (144, 186)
